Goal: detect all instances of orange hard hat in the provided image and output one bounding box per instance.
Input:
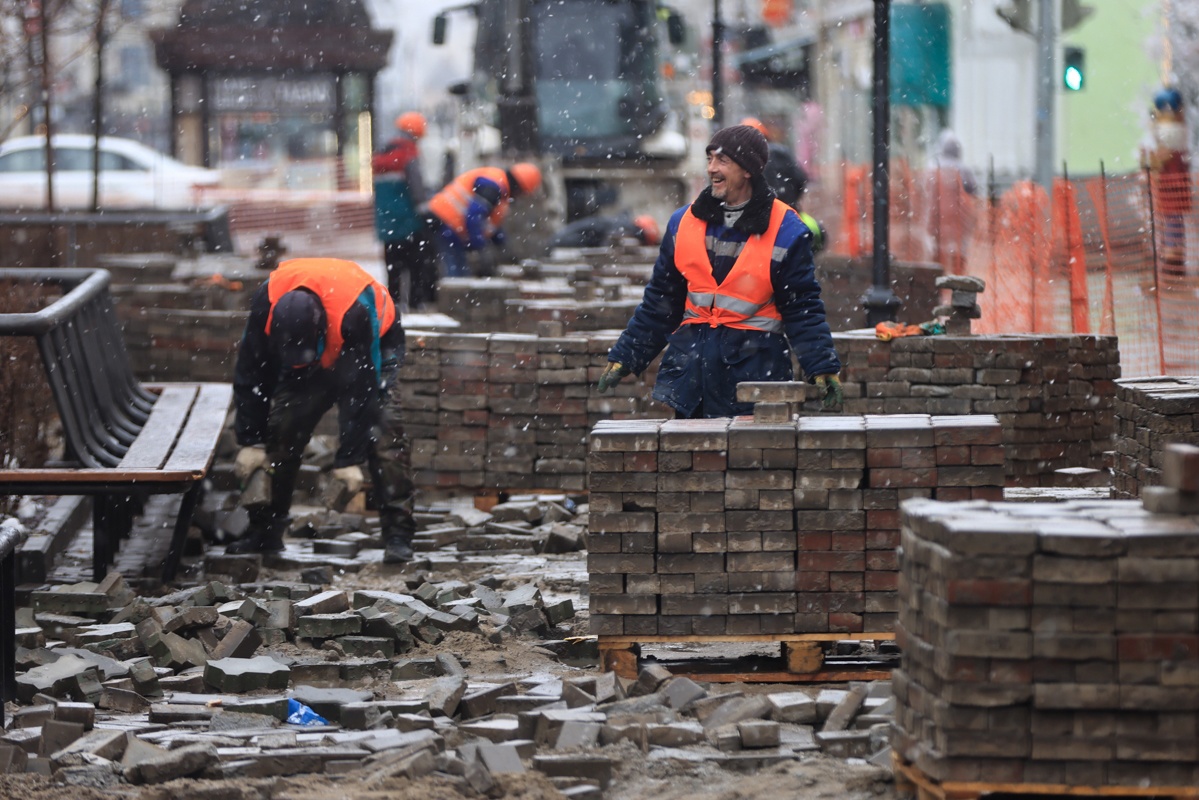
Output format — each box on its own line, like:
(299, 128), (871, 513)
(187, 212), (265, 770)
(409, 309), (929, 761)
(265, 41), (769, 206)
(509, 162), (543, 195)
(395, 112), (427, 139)
(633, 214), (661, 246)
(740, 117), (769, 137)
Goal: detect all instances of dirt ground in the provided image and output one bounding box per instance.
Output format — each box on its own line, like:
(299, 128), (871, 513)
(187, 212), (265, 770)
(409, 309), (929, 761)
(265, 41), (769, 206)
(4, 501), (902, 800)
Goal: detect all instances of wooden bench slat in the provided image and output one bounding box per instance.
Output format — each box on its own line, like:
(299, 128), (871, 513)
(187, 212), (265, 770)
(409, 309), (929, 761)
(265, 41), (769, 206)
(117, 386), (199, 469)
(162, 384), (234, 475)
(0, 468), (203, 485)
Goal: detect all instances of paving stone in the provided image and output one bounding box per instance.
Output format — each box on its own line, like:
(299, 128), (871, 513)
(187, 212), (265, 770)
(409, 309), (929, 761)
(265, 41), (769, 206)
(297, 612), (362, 639)
(38, 719), (85, 757)
(50, 729), (127, 767)
(737, 720), (781, 749)
(125, 743), (219, 784)
(52, 701), (95, 729)
(392, 658), (442, 681)
(814, 729), (873, 759)
(338, 636), (395, 658)
(661, 677), (707, 710)
(822, 682), (868, 732)
(767, 692), (817, 724)
(460, 717), (523, 743)
(426, 676), (467, 717)
(478, 742), (526, 774)
(632, 664), (673, 697)
(16, 656), (95, 703)
(460, 682), (519, 719)
(533, 754), (614, 789)
(701, 695), (772, 730)
(210, 619), (263, 660)
(552, 720), (602, 749)
(294, 590), (351, 615)
(162, 606), (219, 634)
(0, 744), (29, 774)
(645, 722), (704, 747)
(203, 656), (290, 693)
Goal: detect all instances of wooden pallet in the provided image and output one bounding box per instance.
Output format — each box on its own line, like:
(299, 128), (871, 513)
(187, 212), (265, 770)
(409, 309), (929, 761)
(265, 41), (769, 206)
(597, 632), (896, 683)
(892, 753), (1199, 800)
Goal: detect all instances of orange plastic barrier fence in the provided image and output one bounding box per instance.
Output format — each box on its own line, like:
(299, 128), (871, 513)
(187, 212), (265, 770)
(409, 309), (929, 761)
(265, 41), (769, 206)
(811, 163), (1199, 376)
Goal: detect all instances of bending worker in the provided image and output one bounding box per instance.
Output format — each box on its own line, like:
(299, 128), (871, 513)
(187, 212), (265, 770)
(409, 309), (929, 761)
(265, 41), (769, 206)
(372, 111), (435, 309)
(229, 258), (417, 564)
(426, 162), (542, 277)
(597, 124), (842, 417)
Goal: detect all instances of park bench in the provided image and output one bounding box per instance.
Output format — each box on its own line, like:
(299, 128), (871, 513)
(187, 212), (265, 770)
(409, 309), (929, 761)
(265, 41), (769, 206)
(0, 268), (231, 584)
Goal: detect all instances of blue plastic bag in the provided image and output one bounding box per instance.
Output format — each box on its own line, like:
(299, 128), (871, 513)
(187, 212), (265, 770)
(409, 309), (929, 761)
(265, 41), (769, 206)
(286, 698), (328, 726)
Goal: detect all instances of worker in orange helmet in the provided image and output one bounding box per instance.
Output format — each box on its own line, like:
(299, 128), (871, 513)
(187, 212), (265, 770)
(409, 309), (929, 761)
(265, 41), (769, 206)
(372, 111), (436, 309)
(229, 258), (418, 564)
(424, 162), (542, 278)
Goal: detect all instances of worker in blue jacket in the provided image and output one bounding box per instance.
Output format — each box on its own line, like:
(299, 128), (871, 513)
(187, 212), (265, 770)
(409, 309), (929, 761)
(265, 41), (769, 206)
(597, 124), (842, 418)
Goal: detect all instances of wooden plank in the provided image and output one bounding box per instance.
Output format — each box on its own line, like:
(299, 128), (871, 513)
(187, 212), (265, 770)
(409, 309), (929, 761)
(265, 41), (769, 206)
(667, 669), (894, 684)
(162, 383), (233, 475)
(892, 754), (1199, 799)
(0, 468), (195, 485)
(782, 641), (824, 673)
(598, 633), (896, 644)
(117, 386), (198, 469)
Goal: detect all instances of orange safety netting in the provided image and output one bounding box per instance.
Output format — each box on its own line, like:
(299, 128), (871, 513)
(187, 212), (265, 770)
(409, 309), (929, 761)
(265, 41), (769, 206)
(812, 163), (1199, 376)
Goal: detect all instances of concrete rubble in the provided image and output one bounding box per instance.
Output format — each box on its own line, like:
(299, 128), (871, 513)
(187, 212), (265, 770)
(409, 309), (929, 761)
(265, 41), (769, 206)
(3, 488), (897, 796)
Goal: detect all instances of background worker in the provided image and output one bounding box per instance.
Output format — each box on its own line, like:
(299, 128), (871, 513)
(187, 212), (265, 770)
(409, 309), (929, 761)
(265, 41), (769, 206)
(372, 112), (437, 310)
(741, 116), (808, 210)
(742, 116), (827, 255)
(596, 124), (842, 418)
(425, 163), (543, 278)
(229, 258), (418, 564)
(545, 211), (661, 252)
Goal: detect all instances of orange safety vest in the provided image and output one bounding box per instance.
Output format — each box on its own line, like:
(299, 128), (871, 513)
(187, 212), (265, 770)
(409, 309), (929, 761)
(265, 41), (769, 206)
(427, 167), (510, 241)
(265, 258), (396, 370)
(675, 199), (788, 334)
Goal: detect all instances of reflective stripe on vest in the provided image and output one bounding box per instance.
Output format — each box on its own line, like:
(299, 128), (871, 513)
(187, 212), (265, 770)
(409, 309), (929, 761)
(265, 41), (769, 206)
(266, 258), (396, 370)
(427, 167), (510, 240)
(675, 199), (789, 334)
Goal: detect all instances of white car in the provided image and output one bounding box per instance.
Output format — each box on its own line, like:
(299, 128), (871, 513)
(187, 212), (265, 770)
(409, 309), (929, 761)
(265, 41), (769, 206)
(0, 134), (220, 210)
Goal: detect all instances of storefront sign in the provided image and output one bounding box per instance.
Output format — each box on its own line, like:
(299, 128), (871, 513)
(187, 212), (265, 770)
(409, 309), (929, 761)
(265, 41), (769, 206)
(210, 75), (337, 113)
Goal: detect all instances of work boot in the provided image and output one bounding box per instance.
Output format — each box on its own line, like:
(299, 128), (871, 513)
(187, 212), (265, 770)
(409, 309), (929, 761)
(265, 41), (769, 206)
(383, 533), (415, 564)
(226, 517), (288, 554)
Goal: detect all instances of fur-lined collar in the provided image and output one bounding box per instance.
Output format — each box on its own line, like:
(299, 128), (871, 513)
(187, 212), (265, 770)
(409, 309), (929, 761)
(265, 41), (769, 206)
(688, 175), (776, 234)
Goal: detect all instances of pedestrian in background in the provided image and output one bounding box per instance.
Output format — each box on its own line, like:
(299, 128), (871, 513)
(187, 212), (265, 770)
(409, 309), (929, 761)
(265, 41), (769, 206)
(229, 258), (418, 564)
(373, 112), (437, 310)
(597, 124), (842, 418)
(425, 163), (542, 278)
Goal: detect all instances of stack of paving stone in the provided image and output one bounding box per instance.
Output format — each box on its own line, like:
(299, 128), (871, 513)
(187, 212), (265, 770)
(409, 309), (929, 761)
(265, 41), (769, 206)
(1112, 376), (1199, 498)
(834, 331), (1119, 485)
(932, 274), (984, 334)
(399, 331), (665, 494)
(587, 413), (1004, 636)
(894, 488), (1199, 790)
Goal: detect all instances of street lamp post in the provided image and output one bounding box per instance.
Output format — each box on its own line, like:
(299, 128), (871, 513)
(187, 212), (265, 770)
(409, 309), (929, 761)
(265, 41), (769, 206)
(862, 0), (900, 325)
(712, 0), (724, 127)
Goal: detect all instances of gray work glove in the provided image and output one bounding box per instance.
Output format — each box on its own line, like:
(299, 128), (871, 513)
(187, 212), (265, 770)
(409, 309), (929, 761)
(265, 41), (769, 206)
(331, 465), (365, 495)
(234, 445), (268, 483)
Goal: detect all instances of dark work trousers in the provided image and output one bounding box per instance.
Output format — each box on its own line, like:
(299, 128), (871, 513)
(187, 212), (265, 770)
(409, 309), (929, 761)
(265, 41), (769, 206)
(384, 223), (439, 310)
(254, 359), (416, 542)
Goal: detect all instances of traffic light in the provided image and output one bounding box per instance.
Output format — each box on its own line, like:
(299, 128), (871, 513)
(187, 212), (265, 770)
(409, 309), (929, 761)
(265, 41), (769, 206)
(1063, 46), (1085, 91)
(1061, 0), (1095, 32)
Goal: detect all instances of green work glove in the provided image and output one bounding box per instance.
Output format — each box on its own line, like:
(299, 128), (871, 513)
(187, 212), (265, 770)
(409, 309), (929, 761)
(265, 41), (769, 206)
(814, 374), (843, 411)
(597, 361), (631, 393)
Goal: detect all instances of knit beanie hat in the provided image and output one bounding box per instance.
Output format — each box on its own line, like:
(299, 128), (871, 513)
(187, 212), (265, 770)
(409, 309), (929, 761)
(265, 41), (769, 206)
(706, 125), (769, 177)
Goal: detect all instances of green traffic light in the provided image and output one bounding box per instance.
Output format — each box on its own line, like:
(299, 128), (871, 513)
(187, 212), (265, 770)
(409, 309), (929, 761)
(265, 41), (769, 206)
(1062, 46), (1085, 91)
